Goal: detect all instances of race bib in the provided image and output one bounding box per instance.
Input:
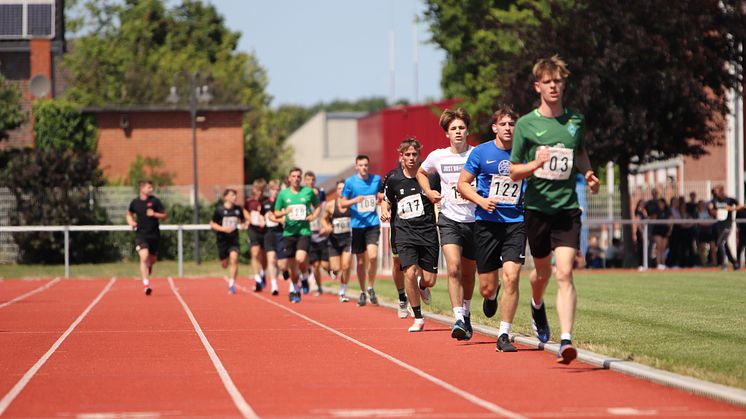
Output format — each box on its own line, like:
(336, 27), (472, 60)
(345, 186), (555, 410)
(265, 213), (278, 228)
(310, 218), (320, 231)
(447, 181), (475, 205)
(716, 208), (729, 221)
(287, 204), (307, 221)
(535, 146), (574, 180)
(250, 211), (262, 226)
(358, 195), (377, 213)
(488, 175), (521, 205)
(397, 194), (424, 220)
(332, 217), (351, 234)
(222, 216), (238, 230)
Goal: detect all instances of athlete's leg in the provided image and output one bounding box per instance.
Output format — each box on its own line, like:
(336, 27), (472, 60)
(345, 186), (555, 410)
(500, 261), (521, 324)
(250, 244), (263, 280)
(228, 250), (239, 280)
(553, 246), (577, 336)
(138, 248), (150, 280)
(355, 252), (367, 291)
(366, 243), (378, 288)
(530, 255), (552, 306)
(442, 244), (464, 313)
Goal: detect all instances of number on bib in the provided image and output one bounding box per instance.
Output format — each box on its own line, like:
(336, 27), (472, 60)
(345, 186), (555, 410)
(287, 204), (307, 221)
(448, 181), (475, 205)
(250, 211), (262, 226)
(488, 175), (521, 205)
(716, 208), (729, 221)
(397, 194), (424, 220)
(222, 216), (238, 230)
(535, 146), (574, 180)
(332, 217), (351, 234)
(358, 195), (377, 213)
(265, 214), (278, 228)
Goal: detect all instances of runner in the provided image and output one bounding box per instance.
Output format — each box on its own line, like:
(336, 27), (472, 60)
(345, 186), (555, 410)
(274, 167), (320, 303)
(509, 55), (600, 364)
(210, 189), (246, 295)
(304, 171), (331, 295)
(458, 106), (525, 352)
(126, 180), (167, 296)
(264, 179), (288, 296)
(340, 155), (383, 306)
(382, 138), (439, 332)
(244, 178), (267, 291)
(708, 185), (742, 270)
(418, 108), (477, 341)
(322, 180), (353, 302)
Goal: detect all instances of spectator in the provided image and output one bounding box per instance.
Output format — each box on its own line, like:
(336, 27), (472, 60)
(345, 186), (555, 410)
(677, 198), (697, 267)
(634, 199), (648, 269)
(652, 198), (671, 270)
(668, 196), (683, 268)
(737, 205), (746, 268)
(605, 238), (624, 268)
(696, 200), (717, 266)
(708, 185), (741, 270)
(585, 236), (605, 269)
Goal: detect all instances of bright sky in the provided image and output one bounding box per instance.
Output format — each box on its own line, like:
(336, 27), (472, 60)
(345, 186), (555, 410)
(206, 0), (445, 107)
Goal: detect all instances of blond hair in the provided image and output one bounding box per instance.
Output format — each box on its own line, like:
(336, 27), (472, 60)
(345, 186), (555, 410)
(533, 55), (570, 81)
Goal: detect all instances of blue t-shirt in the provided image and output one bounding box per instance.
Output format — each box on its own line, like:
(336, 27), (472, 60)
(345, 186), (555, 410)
(462, 141), (524, 223)
(342, 174), (382, 228)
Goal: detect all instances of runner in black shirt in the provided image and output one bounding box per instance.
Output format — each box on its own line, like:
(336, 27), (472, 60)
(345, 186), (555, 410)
(381, 138), (438, 333)
(126, 180), (167, 295)
(211, 189), (246, 294)
(708, 185), (743, 270)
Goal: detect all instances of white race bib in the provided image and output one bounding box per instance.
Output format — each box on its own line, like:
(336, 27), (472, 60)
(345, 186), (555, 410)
(265, 214), (278, 228)
(287, 204), (307, 221)
(488, 175), (521, 205)
(310, 218), (320, 231)
(358, 195), (377, 213)
(222, 216), (238, 230)
(447, 181), (475, 205)
(250, 211), (262, 226)
(717, 208), (729, 221)
(535, 146), (574, 180)
(332, 217), (351, 234)
(397, 194), (424, 220)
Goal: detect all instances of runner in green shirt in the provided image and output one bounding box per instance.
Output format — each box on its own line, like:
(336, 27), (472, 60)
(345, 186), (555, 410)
(274, 167), (320, 303)
(509, 55), (600, 365)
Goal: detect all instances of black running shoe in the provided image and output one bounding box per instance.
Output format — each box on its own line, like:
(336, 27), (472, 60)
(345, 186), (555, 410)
(483, 296), (498, 318)
(145, 287), (152, 296)
(368, 289), (379, 305)
(301, 278), (310, 294)
(496, 333), (517, 352)
(288, 291), (295, 302)
(450, 319), (468, 341)
(357, 292), (367, 307)
(464, 315), (473, 340)
(271, 289), (279, 296)
(531, 301), (551, 343)
(557, 339), (577, 365)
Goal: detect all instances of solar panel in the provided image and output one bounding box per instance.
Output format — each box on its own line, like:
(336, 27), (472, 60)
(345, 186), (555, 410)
(0, 1), (54, 39)
(27, 3), (52, 36)
(0, 4), (23, 37)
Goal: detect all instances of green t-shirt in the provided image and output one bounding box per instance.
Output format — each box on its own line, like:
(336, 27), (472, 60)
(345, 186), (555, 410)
(274, 186), (320, 236)
(510, 108), (585, 214)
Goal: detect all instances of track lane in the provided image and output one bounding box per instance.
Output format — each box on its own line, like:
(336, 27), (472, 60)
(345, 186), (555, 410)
(0, 277), (60, 309)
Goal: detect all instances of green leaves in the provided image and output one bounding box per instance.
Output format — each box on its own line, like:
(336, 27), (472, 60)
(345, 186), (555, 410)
(33, 100), (98, 152)
(0, 75), (26, 141)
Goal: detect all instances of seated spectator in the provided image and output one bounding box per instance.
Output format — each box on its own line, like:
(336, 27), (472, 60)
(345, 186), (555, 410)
(605, 238), (624, 268)
(585, 236), (605, 269)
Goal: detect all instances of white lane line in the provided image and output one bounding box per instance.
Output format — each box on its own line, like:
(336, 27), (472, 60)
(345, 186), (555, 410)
(239, 283), (526, 419)
(167, 277), (258, 419)
(0, 277), (62, 309)
(0, 277), (116, 416)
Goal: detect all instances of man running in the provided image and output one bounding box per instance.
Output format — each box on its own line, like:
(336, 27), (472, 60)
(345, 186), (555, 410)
(304, 171), (331, 295)
(708, 185), (742, 270)
(264, 179), (288, 296)
(382, 138), (439, 332)
(274, 167), (320, 303)
(509, 55), (600, 364)
(211, 189), (246, 294)
(126, 180), (167, 295)
(340, 155), (382, 306)
(458, 106), (525, 352)
(418, 108), (477, 341)
(244, 178), (267, 291)
(322, 180), (353, 302)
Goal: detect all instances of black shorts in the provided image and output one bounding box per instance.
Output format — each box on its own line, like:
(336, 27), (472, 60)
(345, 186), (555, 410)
(437, 214), (476, 260)
(264, 230), (287, 259)
(284, 234), (310, 258)
(135, 235), (160, 255)
(398, 242), (439, 273)
(328, 234), (351, 257)
(217, 238), (240, 261)
(248, 228), (266, 248)
(351, 226), (380, 254)
(309, 239), (330, 263)
(474, 221), (526, 273)
(389, 226), (398, 256)
(525, 209), (582, 259)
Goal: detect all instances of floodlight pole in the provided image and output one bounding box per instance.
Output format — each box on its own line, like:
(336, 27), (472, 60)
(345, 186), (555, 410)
(189, 72), (201, 264)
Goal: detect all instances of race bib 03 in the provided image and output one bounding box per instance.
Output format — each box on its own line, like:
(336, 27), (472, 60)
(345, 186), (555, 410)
(535, 146), (574, 180)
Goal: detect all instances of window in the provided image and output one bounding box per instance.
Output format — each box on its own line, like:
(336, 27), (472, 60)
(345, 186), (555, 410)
(0, 0), (55, 39)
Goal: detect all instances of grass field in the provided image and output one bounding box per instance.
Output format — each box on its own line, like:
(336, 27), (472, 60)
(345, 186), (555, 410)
(1, 263), (744, 390)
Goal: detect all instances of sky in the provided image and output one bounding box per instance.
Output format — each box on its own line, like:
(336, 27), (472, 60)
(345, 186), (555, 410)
(205, 0), (445, 107)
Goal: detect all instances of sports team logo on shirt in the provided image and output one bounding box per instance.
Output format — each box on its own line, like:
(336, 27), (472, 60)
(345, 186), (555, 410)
(498, 160), (511, 176)
(567, 124), (577, 136)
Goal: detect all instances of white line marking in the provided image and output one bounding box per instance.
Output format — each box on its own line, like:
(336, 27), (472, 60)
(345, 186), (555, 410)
(168, 277), (258, 419)
(239, 283), (526, 419)
(0, 277), (116, 416)
(0, 277), (61, 309)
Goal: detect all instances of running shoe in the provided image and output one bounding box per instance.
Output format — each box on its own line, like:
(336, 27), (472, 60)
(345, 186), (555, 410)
(464, 315), (473, 340)
(229, 284), (236, 295)
(450, 319), (468, 341)
(301, 278), (310, 294)
(339, 293), (349, 303)
(398, 301), (409, 318)
(144, 287), (152, 296)
(496, 334), (517, 352)
(254, 281), (262, 292)
(368, 288), (379, 305)
(271, 289), (279, 296)
(357, 291), (367, 307)
(557, 340), (577, 365)
(288, 291), (295, 302)
(531, 301), (551, 343)
(417, 276), (431, 305)
(408, 318), (425, 332)
(483, 297), (498, 318)
(260, 271), (267, 288)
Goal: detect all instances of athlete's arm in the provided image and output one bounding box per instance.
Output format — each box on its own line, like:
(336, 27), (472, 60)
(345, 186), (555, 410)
(416, 167), (441, 204)
(457, 170), (497, 212)
(380, 199), (391, 223)
(307, 204), (321, 222)
(126, 211), (137, 229)
(509, 147), (549, 181)
(338, 195), (362, 209)
(210, 220), (227, 233)
(575, 148), (600, 194)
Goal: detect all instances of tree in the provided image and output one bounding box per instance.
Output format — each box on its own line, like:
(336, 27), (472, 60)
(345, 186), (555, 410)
(125, 155), (175, 189)
(33, 99), (97, 151)
(0, 74), (26, 141)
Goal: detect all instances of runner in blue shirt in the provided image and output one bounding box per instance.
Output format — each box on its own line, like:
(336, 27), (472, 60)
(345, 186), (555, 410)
(457, 106), (526, 353)
(340, 155), (383, 307)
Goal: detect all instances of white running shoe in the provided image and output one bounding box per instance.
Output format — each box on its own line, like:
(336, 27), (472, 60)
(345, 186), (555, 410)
(408, 318), (425, 332)
(398, 301), (410, 318)
(418, 276), (431, 305)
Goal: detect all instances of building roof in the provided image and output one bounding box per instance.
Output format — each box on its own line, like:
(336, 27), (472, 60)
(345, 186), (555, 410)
(81, 104), (251, 113)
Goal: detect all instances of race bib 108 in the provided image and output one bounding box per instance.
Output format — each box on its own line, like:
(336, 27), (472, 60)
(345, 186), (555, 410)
(358, 195), (377, 213)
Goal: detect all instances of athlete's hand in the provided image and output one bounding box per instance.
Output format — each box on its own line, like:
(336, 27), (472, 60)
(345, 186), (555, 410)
(223, 226), (236, 234)
(355, 196), (365, 203)
(146, 208), (155, 217)
(534, 146), (550, 169)
(479, 197), (498, 213)
(305, 214), (315, 221)
(128, 221), (138, 230)
(380, 210), (391, 223)
(426, 190), (442, 204)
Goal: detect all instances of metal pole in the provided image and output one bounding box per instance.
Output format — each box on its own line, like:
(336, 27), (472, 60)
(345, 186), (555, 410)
(64, 226), (69, 278)
(178, 225), (183, 278)
(642, 221), (649, 270)
(190, 73), (201, 264)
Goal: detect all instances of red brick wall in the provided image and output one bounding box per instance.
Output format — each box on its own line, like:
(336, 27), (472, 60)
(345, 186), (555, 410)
(95, 110), (245, 199)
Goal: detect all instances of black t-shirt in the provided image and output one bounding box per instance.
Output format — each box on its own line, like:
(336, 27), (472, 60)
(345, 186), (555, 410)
(383, 166), (437, 246)
(128, 196), (165, 237)
(711, 196), (738, 223)
(380, 165), (440, 221)
(212, 203), (245, 242)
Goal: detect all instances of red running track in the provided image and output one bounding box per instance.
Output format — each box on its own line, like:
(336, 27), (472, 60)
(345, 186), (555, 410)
(0, 277), (744, 418)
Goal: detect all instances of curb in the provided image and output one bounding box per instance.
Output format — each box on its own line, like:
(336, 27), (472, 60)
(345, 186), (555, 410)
(362, 295), (746, 409)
